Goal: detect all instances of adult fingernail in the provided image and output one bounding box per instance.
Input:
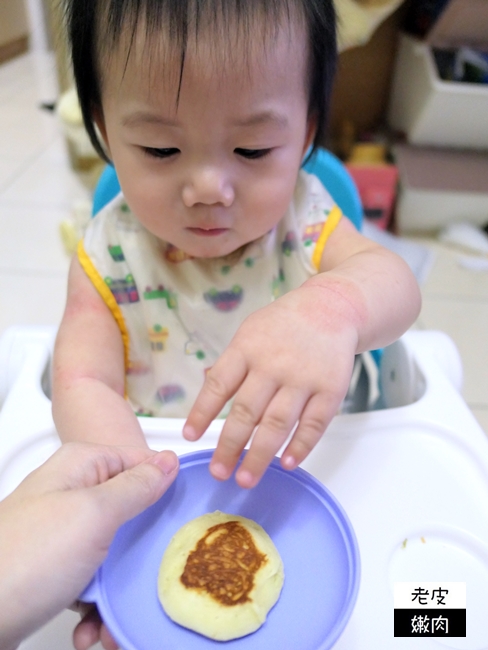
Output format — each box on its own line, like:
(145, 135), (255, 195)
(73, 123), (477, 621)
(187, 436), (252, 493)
(151, 451), (179, 475)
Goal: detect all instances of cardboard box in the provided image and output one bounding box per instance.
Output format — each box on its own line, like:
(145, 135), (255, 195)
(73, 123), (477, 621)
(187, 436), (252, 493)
(387, 0), (488, 150)
(394, 144), (488, 232)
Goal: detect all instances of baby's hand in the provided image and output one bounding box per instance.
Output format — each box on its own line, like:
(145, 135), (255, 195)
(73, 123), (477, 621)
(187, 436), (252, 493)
(183, 284), (359, 488)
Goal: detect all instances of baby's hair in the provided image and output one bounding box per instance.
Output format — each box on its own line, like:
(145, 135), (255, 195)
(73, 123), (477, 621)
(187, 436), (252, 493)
(64, 0), (337, 163)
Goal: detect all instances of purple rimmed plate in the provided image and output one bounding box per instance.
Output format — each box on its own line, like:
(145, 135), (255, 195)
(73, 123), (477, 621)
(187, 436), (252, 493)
(81, 450), (360, 649)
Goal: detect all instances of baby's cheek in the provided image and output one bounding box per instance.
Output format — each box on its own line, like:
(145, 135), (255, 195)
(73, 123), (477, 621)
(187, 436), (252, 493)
(243, 191), (289, 238)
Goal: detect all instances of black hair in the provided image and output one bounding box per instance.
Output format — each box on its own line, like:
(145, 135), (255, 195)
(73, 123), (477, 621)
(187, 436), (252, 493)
(64, 0), (337, 163)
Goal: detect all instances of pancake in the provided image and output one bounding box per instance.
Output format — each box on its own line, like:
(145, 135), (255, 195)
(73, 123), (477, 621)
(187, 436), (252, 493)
(157, 511), (284, 640)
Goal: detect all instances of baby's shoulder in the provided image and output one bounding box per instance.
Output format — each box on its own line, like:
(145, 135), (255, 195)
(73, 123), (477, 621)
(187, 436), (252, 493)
(294, 170), (337, 215)
(92, 192), (136, 222)
(87, 194), (142, 238)
(280, 171), (338, 237)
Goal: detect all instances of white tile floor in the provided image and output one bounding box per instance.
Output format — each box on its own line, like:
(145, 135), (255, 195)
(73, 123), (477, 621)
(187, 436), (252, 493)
(0, 52), (89, 337)
(1, 51), (487, 437)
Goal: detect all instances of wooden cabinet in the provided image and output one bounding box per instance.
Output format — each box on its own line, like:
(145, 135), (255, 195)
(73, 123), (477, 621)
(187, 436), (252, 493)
(0, 0), (29, 64)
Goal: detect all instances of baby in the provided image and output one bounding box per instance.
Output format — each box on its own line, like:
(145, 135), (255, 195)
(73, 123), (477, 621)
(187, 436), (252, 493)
(53, 0), (421, 489)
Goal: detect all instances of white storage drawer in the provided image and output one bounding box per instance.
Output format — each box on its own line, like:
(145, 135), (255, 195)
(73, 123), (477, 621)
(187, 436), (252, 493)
(394, 144), (488, 232)
(388, 33), (488, 150)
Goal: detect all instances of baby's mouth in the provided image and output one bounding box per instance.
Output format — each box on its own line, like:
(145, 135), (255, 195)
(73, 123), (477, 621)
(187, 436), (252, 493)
(187, 227), (229, 237)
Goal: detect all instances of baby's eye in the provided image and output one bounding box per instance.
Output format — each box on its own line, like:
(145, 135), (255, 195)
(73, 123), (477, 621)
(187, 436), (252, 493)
(235, 148), (272, 160)
(143, 147), (180, 159)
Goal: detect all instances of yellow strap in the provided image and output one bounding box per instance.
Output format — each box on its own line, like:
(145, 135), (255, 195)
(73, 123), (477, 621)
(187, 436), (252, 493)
(77, 240), (130, 373)
(311, 205), (343, 271)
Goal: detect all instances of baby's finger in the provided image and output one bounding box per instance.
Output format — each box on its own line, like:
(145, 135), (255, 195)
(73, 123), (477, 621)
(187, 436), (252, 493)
(184, 348), (247, 440)
(281, 392), (338, 470)
(209, 376), (279, 481)
(235, 387), (308, 488)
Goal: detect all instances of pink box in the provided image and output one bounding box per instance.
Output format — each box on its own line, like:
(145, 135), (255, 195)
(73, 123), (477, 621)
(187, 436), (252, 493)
(346, 164), (399, 230)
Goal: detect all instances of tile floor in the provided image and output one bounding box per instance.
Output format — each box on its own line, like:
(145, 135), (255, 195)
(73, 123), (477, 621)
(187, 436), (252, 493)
(1, 51), (487, 437)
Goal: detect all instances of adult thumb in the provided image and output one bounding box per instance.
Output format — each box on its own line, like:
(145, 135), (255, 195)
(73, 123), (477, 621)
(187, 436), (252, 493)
(92, 450), (179, 531)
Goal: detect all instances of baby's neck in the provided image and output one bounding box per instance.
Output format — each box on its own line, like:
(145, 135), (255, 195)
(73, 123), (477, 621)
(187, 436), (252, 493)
(158, 240), (250, 266)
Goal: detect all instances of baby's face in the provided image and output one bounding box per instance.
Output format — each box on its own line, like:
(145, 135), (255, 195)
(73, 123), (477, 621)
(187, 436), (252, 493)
(96, 20), (314, 258)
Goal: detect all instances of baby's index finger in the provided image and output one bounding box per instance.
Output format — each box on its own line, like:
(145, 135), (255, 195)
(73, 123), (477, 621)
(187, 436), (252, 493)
(183, 394), (220, 442)
(182, 387), (224, 441)
(183, 351), (248, 440)
(183, 395), (225, 440)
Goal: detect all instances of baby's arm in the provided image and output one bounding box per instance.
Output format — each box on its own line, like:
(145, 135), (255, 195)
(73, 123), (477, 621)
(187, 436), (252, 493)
(184, 217), (421, 488)
(52, 256), (148, 447)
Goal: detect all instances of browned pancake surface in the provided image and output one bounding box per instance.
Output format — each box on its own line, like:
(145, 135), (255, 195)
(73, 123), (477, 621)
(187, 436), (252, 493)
(180, 520), (267, 605)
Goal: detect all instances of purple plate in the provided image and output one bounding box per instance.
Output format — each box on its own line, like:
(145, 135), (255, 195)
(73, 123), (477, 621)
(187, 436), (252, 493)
(81, 450), (360, 649)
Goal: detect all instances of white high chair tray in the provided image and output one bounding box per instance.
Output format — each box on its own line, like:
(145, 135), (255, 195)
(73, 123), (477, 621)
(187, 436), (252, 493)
(0, 328), (488, 650)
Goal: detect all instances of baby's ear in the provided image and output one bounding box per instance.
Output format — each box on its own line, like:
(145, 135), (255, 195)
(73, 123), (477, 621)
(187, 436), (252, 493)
(93, 107), (111, 157)
(303, 114), (317, 155)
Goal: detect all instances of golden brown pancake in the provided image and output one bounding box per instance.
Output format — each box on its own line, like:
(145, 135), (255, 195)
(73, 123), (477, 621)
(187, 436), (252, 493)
(158, 511), (284, 640)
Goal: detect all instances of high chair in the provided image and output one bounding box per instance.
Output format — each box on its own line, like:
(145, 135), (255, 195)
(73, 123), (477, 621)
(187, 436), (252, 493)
(1, 324), (488, 649)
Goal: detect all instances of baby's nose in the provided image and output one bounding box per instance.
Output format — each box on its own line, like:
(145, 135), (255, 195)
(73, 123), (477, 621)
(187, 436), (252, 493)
(182, 167), (234, 207)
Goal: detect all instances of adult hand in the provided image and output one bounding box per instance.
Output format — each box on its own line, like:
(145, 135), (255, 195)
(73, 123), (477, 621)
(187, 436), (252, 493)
(0, 442), (179, 650)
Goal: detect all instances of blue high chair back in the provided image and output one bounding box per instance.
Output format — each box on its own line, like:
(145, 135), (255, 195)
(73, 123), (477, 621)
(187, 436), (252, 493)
(92, 164), (122, 216)
(92, 147), (363, 230)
